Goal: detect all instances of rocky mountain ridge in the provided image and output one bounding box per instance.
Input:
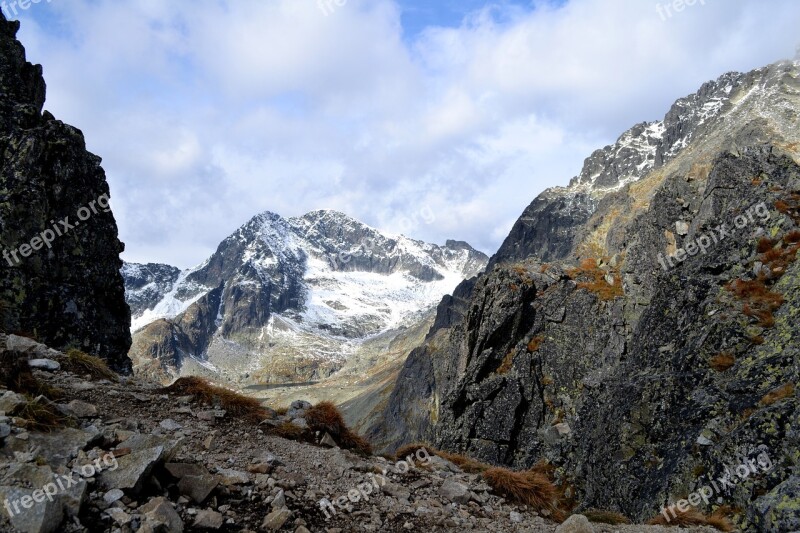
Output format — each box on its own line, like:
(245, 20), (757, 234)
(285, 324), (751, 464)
(123, 210), (488, 385)
(373, 59), (800, 532)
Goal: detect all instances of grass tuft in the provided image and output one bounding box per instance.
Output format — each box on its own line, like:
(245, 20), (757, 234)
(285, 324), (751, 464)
(648, 507), (734, 531)
(583, 509), (631, 525)
(65, 349), (118, 381)
(527, 336), (544, 353)
(483, 466), (564, 520)
(496, 350), (515, 375)
(17, 396), (74, 432)
(568, 258), (624, 301)
(0, 349), (64, 399)
(759, 382), (795, 406)
(165, 376), (270, 423)
(304, 401), (372, 454)
(709, 352), (735, 372)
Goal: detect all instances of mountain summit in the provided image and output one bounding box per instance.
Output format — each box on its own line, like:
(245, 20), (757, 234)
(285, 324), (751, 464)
(123, 209), (488, 384)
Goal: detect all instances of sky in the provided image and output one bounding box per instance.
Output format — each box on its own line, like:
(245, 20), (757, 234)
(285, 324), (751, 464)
(6, 0), (800, 268)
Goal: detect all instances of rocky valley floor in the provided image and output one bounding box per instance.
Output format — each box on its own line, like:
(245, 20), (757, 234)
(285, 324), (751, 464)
(1, 334), (723, 533)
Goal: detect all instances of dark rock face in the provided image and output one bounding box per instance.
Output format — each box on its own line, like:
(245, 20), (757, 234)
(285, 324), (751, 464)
(375, 61), (800, 531)
(0, 14), (131, 372)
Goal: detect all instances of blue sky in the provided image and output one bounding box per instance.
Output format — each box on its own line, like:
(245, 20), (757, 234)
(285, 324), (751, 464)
(8, 0), (800, 267)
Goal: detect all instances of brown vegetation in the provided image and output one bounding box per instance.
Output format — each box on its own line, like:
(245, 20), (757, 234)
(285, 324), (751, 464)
(65, 349), (118, 382)
(648, 508), (734, 531)
(568, 258), (624, 301)
(759, 382), (795, 406)
(15, 396), (74, 432)
(303, 401), (372, 454)
(497, 350), (515, 375)
(394, 443), (491, 474)
(483, 467), (565, 520)
(527, 336), (544, 353)
(709, 352), (735, 372)
(166, 377), (270, 423)
(583, 509), (631, 525)
(0, 349), (64, 399)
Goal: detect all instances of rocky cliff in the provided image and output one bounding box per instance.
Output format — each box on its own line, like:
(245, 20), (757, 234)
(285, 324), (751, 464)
(373, 60), (800, 532)
(124, 210), (488, 385)
(0, 12), (131, 372)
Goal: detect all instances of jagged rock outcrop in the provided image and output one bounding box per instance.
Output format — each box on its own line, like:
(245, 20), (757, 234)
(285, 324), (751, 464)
(123, 210), (488, 384)
(373, 60), (800, 531)
(0, 12), (131, 372)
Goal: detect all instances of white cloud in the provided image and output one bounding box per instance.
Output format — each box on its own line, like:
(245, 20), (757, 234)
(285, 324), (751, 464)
(14, 0), (800, 267)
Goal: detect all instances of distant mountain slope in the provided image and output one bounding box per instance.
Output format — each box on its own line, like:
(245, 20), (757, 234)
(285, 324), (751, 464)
(123, 210), (488, 383)
(373, 60), (800, 532)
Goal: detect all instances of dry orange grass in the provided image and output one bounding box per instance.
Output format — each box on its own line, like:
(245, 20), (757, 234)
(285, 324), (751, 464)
(394, 444), (492, 474)
(568, 258), (624, 301)
(709, 353), (735, 372)
(166, 377), (271, 423)
(648, 508), (734, 531)
(527, 336), (544, 353)
(483, 467), (564, 520)
(583, 509), (631, 525)
(497, 350), (515, 375)
(304, 401), (372, 454)
(760, 383), (796, 406)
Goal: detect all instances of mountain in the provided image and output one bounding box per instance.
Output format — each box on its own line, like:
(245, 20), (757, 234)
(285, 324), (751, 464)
(0, 12), (130, 371)
(123, 210), (488, 384)
(372, 59), (800, 531)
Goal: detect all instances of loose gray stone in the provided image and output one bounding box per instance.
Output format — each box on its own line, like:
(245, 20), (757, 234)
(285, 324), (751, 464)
(140, 496), (183, 532)
(99, 446), (164, 493)
(27, 359), (60, 371)
(192, 509), (224, 530)
(159, 418), (183, 431)
(439, 478), (471, 504)
(262, 508), (291, 530)
(555, 514), (595, 533)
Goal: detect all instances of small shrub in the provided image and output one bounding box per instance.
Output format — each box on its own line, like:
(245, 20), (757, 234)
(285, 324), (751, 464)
(710, 353), (735, 372)
(760, 383), (795, 406)
(583, 509), (631, 525)
(66, 349), (118, 382)
(483, 467), (564, 520)
(166, 377), (270, 423)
